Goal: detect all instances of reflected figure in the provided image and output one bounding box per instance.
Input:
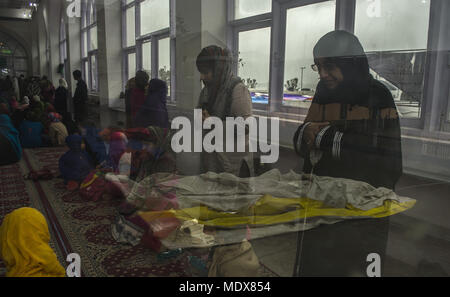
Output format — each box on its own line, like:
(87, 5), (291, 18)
(196, 45), (253, 177)
(134, 78), (169, 129)
(294, 30), (403, 190)
(292, 30), (403, 277)
(125, 70), (150, 128)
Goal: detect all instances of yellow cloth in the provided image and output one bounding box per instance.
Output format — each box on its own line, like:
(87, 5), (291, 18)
(0, 207), (66, 277)
(138, 194), (416, 228)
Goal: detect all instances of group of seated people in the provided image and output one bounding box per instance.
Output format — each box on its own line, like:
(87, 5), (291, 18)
(0, 75), (74, 166)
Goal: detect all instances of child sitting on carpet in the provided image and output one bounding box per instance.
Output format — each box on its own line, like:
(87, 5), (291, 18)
(59, 134), (94, 189)
(0, 207), (66, 277)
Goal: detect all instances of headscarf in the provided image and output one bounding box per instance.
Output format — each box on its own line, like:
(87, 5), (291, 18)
(48, 112), (62, 123)
(59, 134), (93, 182)
(59, 78), (68, 89)
(312, 30), (372, 106)
(0, 207), (66, 277)
(134, 79), (169, 128)
(196, 45), (242, 119)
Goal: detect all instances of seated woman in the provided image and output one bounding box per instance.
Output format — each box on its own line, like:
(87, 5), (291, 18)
(47, 112), (69, 146)
(59, 134), (94, 185)
(0, 207), (66, 277)
(0, 110), (22, 166)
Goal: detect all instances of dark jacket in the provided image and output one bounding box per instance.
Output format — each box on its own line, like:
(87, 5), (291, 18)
(294, 31), (403, 190)
(54, 86), (68, 115)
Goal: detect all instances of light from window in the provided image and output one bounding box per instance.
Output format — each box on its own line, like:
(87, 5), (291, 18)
(126, 6), (135, 47)
(235, 0), (271, 19)
(91, 55), (97, 91)
(140, 0), (170, 35)
(82, 32), (88, 57)
(142, 41), (151, 75)
(355, 0), (431, 119)
(238, 27), (271, 104)
(84, 61), (90, 88)
(90, 26), (98, 51)
(284, 0), (336, 108)
(158, 38), (170, 95)
(128, 52), (136, 80)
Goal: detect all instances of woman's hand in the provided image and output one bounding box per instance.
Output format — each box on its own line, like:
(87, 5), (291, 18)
(304, 122), (330, 150)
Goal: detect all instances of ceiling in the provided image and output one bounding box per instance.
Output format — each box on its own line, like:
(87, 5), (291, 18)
(0, 0), (39, 20)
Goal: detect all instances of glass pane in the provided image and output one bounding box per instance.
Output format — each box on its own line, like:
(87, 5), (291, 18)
(158, 38), (170, 96)
(128, 53), (136, 81)
(235, 0), (271, 19)
(142, 41), (151, 74)
(238, 27), (271, 104)
(90, 26), (98, 51)
(91, 55), (97, 91)
(89, 2), (95, 25)
(83, 32), (88, 57)
(84, 61), (90, 89)
(140, 0), (170, 35)
(126, 7), (136, 47)
(355, 0), (431, 119)
(126, 0), (133, 4)
(284, 0), (336, 108)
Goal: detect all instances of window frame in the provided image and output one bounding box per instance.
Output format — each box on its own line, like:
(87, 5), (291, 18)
(81, 0), (99, 93)
(121, 0), (176, 102)
(59, 16), (67, 66)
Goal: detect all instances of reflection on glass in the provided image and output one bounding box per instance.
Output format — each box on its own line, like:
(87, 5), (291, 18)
(235, 0), (271, 19)
(238, 27), (271, 104)
(126, 6), (136, 47)
(90, 26), (98, 50)
(284, 0), (336, 108)
(89, 1), (95, 25)
(142, 41), (151, 74)
(355, 0), (431, 119)
(158, 38), (170, 96)
(128, 53), (136, 81)
(140, 0), (169, 35)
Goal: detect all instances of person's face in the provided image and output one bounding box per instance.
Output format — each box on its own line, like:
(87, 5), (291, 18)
(200, 70), (213, 87)
(315, 58), (344, 90)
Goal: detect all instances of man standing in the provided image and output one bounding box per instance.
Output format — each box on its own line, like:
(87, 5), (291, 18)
(72, 70), (88, 124)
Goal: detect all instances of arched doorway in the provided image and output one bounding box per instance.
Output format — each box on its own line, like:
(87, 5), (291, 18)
(0, 31), (29, 77)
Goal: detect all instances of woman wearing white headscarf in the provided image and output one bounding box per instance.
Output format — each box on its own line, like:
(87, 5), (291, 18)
(54, 78), (69, 116)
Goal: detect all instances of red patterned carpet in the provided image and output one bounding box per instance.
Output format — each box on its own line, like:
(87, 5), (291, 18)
(0, 147), (278, 277)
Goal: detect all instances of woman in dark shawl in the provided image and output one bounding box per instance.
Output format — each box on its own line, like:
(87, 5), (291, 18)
(134, 78), (169, 129)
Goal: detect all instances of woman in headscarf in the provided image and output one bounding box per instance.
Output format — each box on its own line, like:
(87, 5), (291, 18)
(54, 78), (69, 116)
(0, 207), (65, 277)
(292, 30), (402, 277)
(134, 78), (169, 129)
(196, 45), (253, 177)
(47, 112), (69, 146)
(125, 71), (150, 128)
(293, 30), (402, 189)
(59, 134), (94, 184)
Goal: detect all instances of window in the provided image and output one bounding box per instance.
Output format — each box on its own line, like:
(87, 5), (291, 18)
(81, 0), (99, 92)
(0, 32), (29, 77)
(158, 37), (171, 95)
(235, 0), (272, 19)
(355, 0), (431, 119)
(59, 17), (67, 65)
(140, 0), (170, 35)
(122, 0), (174, 100)
(283, 1), (336, 108)
(125, 6), (136, 47)
(238, 27), (271, 104)
(142, 41), (151, 73)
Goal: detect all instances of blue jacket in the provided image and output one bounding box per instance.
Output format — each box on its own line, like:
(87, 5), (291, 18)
(0, 114), (22, 160)
(59, 135), (94, 183)
(19, 120), (43, 148)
